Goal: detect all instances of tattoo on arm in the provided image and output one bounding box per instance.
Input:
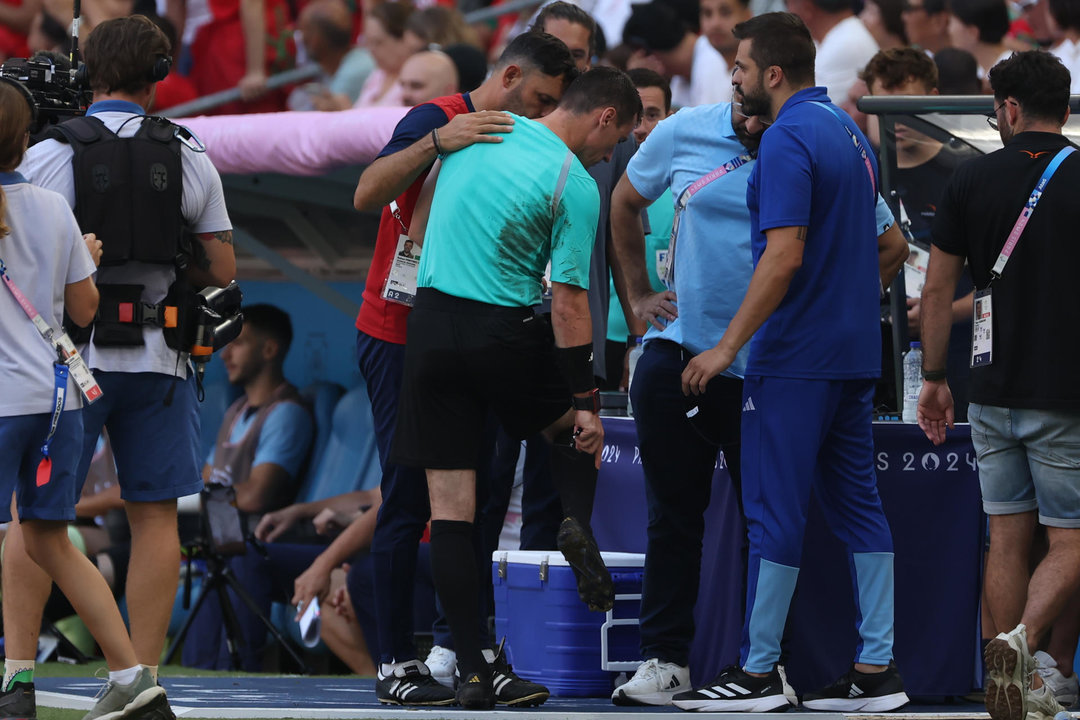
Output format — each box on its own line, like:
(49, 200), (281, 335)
(213, 230), (234, 245)
(191, 239), (211, 271)
(795, 227), (807, 242)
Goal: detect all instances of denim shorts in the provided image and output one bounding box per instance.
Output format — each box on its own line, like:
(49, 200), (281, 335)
(969, 403), (1080, 527)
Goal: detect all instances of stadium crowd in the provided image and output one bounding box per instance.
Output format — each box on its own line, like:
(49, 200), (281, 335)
(0, 0), (1077, 717)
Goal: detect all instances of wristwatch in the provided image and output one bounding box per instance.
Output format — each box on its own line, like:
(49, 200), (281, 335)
(572, 388), (601, 413)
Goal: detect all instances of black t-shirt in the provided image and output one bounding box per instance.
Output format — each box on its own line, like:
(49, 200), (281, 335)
(932, 131), (1080, 410)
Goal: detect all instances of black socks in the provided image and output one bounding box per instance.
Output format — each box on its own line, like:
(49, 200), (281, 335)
(429, 519), (486, 679)
(549, 442), (599, 528)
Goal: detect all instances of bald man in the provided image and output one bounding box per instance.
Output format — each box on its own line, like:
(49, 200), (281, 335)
(296, 0), (374, 110)
(399, 50), (459, 106)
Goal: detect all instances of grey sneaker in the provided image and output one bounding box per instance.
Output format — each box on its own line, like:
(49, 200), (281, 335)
(1035, 651), (1079, 709)
(0, 681), (36, 720)
(1027, 681), (1067, 720)
(986, 624), (1036, 720)
(81, 668), (168, 720)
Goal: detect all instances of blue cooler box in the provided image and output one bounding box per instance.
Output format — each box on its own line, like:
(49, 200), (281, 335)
(492, 550), (644, 697)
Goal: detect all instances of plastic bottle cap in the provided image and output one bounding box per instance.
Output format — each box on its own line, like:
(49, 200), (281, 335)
(909, 341), (921, 349)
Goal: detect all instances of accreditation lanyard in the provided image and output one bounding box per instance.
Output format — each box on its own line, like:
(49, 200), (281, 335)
(665, 152), (754, 287)
(990, 146), (1075, 281)
(811, 101), (877, 199)
(0, 261), (73, 485)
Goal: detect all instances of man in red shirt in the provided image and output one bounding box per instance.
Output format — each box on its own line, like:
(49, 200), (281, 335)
(351, 30), (578, 707)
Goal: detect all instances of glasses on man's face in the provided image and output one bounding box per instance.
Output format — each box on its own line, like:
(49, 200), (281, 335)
(986, 101), (1007, 130)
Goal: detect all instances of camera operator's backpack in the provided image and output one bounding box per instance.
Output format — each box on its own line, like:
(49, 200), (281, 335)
(45, 114), (185, 267)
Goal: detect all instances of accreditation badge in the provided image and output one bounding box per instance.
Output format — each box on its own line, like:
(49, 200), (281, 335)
(971, 288), (993, 368)
(656, 249), (669, 283)
(381, 234), (421, 307)
(904, 243), (930, 298)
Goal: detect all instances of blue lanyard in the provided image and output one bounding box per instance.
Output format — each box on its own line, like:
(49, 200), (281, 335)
(36, 363), (69, 487)
(812, 102), (877, 199)
(990, 146), (1075, 281)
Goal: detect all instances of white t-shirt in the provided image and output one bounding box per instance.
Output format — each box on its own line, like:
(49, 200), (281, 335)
(20, 109), (233, 377)
(1051, 40), (1080, 93)
(815, 16), (879, 103)
(0, 180), (96, 417)
(690, 35), (733, 107)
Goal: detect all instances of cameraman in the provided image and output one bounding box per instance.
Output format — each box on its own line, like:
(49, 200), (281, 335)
(2, 14), (235, 702)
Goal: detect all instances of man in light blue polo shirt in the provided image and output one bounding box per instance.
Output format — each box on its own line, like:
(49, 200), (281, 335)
(672, 12), (910, 713)
(610, 53), (902, 709)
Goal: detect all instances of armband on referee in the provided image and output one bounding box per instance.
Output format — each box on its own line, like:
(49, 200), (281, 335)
(555, 343), (595, 395)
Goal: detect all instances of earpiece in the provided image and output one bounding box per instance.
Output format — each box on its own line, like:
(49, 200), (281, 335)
(150, 54), (171, 83)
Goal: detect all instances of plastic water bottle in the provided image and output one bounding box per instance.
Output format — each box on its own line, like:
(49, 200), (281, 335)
(902, 341), (923, 424)
(626, 338), (644, 417)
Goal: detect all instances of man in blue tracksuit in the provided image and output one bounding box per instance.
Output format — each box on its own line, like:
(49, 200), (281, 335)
(671, 12), (911, 714)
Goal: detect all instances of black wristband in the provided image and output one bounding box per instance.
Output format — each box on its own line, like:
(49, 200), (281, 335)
(431, 128), (445, 156)
(922, 368), (947, 382)
(555, 343), (595, 394)
(627, 334), (643, 348)
(572, 388), (601, 413)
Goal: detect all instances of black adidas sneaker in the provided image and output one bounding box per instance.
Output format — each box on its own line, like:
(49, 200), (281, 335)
(0, 681), (35, 720)
(376, 660), (456, 706)
(490, 641), (549, 707)
(802, 663), (910, 712)
(457, 671), (496, 710)
(672, 665), (793, 712)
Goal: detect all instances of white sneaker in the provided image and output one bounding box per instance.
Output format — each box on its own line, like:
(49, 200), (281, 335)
(986, 624), (1038, 720)
(612, 658), (690, 706)
(1027, 680), (1067, 720)
(425, 646), (457, 689)
(1035, 651), (1079, 709)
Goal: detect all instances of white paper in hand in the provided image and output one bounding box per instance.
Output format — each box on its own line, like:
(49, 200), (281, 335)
(297, 597), (321, 647)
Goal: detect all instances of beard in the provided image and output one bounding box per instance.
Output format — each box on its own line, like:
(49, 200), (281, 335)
(736, 80), (771, 119)
(501, 84), (528, 118)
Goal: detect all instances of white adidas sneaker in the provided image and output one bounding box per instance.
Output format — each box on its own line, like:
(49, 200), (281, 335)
(612, 658), (691, 706)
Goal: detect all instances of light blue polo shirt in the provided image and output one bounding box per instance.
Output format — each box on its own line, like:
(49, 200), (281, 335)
(206, 402), (313, 479)
(625, 102), (756, 377)
(418, 114), (599, 307)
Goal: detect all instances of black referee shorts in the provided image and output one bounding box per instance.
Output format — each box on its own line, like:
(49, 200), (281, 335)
(390, 289), (573, 470)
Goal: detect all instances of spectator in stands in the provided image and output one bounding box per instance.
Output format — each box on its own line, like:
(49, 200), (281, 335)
(672, 13), (909, 711)
(621, 0), (731, 107)
(188, 0), (295, 114)
(0, 79), (172, 720)
(604, 68), (673, 389)
(1048, 0), (1080, 90)
(786, 0), (880, 102)
(398, 50), (459, 107)
(901, 0), (952, 54)
(933, 46), (983, 92)
(919, 49), (1080, 720)
(0, 0), (39, 59)
(860, 0), (910, 48)
(862, 48), (975, 422)
(392, 66), (640, 710)
(290, 0), (375, 111)
(948, 0), (1013, 82)
(350, 31), (578, 708)
(26, 10), (67, 54)
(355, 1), (416, 108)
(404, 5), (482, 51)
(5, 17), (234, 716)
(700, 0), (753, 96)
(203, 304), (313, 516)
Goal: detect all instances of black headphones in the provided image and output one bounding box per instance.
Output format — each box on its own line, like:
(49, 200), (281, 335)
(72, 53), (172, 90)
(0, 76), (38, 127)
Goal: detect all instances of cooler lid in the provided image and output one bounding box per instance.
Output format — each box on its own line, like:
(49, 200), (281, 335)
(492, 550), (645, 568)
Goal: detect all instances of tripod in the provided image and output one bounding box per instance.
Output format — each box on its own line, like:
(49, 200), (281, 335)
(162, 540), (310, 672)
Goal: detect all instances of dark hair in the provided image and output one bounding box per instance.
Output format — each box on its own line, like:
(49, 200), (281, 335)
(627, 67), (671, 111)
(533, 1), (598, 56)
(731, 12), (816, 86)
(368, 1), (412, 39)
(37, 10), (70, 51)
(242, 304), (294, 358)
(444, 43), (488, 91)
(861, 47), (938, 91)
(558, 66), (642, 125)
(868, 0), (908, 42)
(988, 50), (1070, 124)
(933, 47), (982, 94)
(922, 0), (948, 12)
(948, 0), (1010, 43)
(622, 2), (686, 52)
(497, 31), (579, 84)
(809, 0), (857, 13)
(303, 1), (354, 50)
(1049, 0), (1080, 32)
(84, 15), (171, 95)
